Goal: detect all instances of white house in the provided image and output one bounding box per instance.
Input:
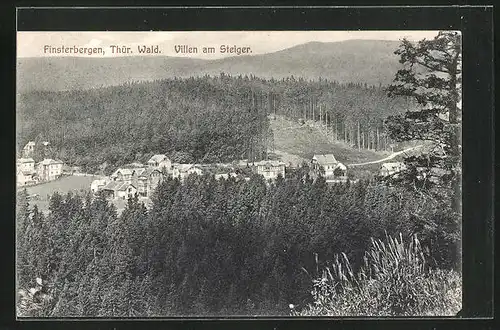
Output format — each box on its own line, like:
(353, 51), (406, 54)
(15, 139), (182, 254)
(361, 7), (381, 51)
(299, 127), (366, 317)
(147, 154), (172, 173)
(22, 141), (36, 157)
(17, 158), (37, 186)
(311, 154), (347, 178)
(252, 160), (286, 181)
(380, 162), (407, 177)
(17, 169), (37, 187)
(17, 158), (35, 173)
(91, 178), (110, 194)
(36, 158), (64, 182)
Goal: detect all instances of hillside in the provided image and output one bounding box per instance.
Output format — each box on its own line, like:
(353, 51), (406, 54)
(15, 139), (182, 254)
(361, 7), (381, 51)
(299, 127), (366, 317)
(17, 40), (402, 92)
(18, 75), (408, 173)
(270, 116), (385, 165)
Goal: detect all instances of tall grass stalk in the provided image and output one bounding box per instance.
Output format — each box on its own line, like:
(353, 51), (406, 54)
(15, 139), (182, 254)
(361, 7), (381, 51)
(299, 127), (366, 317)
(295, 233), (461, 316)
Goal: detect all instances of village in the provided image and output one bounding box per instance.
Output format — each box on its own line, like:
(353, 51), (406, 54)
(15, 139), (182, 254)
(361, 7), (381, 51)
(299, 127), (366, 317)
(89, 153), (351, 202)
(17, 140), (410, 205)
(16, 141), (65, 187)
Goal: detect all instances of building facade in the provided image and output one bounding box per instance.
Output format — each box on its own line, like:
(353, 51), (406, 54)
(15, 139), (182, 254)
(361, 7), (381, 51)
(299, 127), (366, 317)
(311, 154), (347, 179)
(252, 160), (286, 181)
(91, 178), (110, 194)
(101, 181), (138, 200)
(36, 159), (64, 182)
(172, 164), (203, 181)
(99, 165), (163, 198)
(22, 141), (35, 158)
(17, 158), (35, 173)
(147, 154), (172, 173)
(137, 168), (163, 197)
(17, 169), (37, 186)
(379, 162), (406, 177)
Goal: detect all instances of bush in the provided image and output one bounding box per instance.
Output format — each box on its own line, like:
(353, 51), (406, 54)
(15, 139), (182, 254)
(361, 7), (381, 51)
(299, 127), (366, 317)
(294, 233), (461, 316)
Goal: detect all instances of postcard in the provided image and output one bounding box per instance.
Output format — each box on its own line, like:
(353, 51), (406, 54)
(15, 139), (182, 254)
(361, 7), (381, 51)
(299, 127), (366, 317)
(16, 29), (462, 318)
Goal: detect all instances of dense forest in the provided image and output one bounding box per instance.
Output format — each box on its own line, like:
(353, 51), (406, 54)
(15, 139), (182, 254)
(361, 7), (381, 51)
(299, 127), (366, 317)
(17, 169), (460, 316)
(17, 75), (411, 173)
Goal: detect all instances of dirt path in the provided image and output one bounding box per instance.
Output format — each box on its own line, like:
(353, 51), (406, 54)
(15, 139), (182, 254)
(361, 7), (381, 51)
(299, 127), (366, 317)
(348, 145), (423, 167)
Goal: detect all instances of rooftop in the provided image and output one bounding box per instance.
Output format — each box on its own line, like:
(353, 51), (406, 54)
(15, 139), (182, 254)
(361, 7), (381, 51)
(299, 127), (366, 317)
(92, 179), (108, 186)
(312, 154), (338, 165)
(173, 163), (202, 172)
(111, 167), (145, 177)
(252, 160), (286, 167)
(138, 168), (160, 178)
(102, 181), (136, 192)
(18, 158), (35, 163)
(39, 158), (63, 165)
(148, 154), (169, 163)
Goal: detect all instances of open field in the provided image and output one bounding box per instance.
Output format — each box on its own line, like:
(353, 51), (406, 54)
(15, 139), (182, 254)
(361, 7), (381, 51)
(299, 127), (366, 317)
(19, 174), (151, 215)
(23, 175), (100, 197)
(270, 116), (387, 165)
(19, 175), (101, 213)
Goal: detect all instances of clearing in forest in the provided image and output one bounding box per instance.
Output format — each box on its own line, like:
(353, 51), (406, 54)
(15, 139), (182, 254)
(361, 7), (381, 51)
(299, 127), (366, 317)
(269, 116), (387, 165)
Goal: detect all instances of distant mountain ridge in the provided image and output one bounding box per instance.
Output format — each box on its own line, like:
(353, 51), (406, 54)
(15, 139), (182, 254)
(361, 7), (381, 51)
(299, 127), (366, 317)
(17, 39), (402, 92)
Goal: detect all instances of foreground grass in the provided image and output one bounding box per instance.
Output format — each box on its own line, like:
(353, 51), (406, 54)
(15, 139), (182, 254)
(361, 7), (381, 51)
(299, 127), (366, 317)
(295, 234), (462, 316)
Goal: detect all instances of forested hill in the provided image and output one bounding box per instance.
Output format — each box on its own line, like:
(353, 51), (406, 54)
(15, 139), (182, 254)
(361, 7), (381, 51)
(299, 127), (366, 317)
(17, 75), (411, 173)
(17, 40), (401, 92)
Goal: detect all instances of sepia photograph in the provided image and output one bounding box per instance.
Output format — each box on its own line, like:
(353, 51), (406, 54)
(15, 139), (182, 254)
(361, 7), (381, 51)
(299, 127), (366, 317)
(16, 30), (462, 318)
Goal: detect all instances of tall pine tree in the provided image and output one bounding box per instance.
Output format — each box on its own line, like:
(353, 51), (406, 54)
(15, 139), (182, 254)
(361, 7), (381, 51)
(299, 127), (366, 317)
(386, 31), (462, 212)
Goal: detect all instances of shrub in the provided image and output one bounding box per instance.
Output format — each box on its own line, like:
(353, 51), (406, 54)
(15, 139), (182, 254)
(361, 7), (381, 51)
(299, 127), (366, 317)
(294, 233), (462, 316)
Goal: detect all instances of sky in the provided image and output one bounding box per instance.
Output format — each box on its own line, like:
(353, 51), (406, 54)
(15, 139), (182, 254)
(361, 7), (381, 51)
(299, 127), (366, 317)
(17, 31), (441, 59)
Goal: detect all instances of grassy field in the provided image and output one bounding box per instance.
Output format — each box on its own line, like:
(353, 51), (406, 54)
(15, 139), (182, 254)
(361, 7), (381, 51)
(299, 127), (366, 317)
(23, 175), (99, 197)
(19, 175), (100, 213)
(19, 174), (150, 215)
(270, 116), (387, 165)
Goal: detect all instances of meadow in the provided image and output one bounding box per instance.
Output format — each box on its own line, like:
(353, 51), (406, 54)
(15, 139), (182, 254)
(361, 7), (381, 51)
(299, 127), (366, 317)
(21, 175), (100, 213)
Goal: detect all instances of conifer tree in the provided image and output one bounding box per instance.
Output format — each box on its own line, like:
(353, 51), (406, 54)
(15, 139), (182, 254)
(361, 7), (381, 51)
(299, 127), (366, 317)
(386, 31), (462, 212)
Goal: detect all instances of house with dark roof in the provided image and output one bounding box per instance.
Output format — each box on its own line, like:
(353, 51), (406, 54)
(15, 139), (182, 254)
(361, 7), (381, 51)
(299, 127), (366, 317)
(101, 181), (137, 200)
(104, 165), (163, 198)
(17, 158), (37, 186)
(17, 169), (37, 187)
(110, 167), (145, 184)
